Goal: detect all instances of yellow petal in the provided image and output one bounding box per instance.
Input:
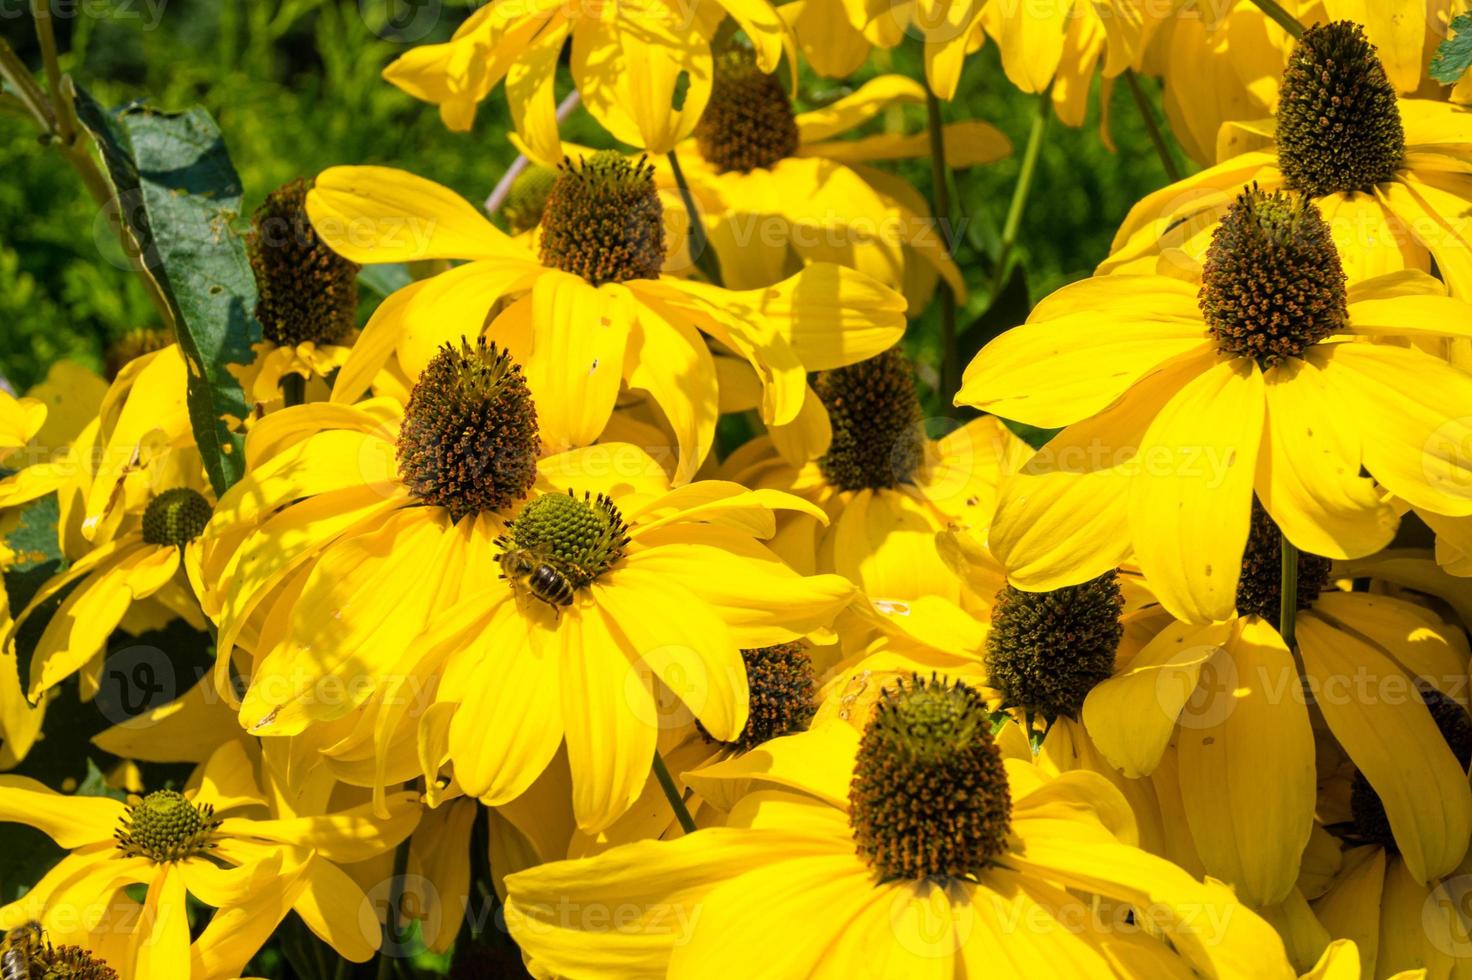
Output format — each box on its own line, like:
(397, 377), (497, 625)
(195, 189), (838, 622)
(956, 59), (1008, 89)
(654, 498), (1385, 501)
(308, 165), (527, 263)
(624, 303), (718, 485)
(218, 791), (420, 864)
(1310, 591), (1471, 709)
(132, 865), (190, 980)
(622, 527), (854, 646)
(1316, 341), (1472, 516)
(989, 350), (1208, 591)
(0, 775), (120, 847)
(955, 274), (1206, 427)
(1257, 357), (1399, 559)
(292, 856), (381, 962)
(561, 603), (660, 832)
(1298, 614), (1472, 883)
(683, 722), (860, 812)
(570, 12), (712, 155)
(1083, 620), (1231, 778)
(505, 17), (570, 166)
(1175, 617), (1315, 907)
(505, 828), (799, 977)
(1129, 356), (1264, 624)
(520, 273), (634, 450)
(450, 600), (563, 805)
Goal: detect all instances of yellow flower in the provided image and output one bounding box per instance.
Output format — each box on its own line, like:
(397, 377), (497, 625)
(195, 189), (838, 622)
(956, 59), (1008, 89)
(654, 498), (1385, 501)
(656, 56), (1009, 309)
(307, 156), (905, 483)
(1083, 505), (1472, 906)
(1141, 0), (1305, 166)
(506, 679), (1294, 978)
(0, 386), (46, 455)
(235, 178), (360, 413)
(8, 454), (213, 705)
(381, 0), (791, 160)
(961, 186), (1472, 623)
(1307, 688), (1472, 979)
(202, 340), (854, 833)
(726, 350), (1030, 626)
(0, 740), (418, 978)
(981, 0), (1160, 127)
(1106, 21), (1472, 298)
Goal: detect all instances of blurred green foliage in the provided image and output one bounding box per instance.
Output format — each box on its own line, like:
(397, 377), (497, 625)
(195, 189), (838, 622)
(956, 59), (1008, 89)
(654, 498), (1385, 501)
(0, 0), (1186, 392)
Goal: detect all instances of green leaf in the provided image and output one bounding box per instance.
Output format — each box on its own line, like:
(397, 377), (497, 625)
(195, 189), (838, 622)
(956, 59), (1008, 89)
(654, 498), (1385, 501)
(1431, 13), (1472, 85)
(71, 85), (260, 496)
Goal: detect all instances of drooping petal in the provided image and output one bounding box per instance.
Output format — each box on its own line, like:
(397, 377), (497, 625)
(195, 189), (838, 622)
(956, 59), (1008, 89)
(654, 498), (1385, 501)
(1316, 341), (1472, 516)
(1129, 356), (1264, 624)
(1298, 614), (1472, 883)
(1083, 620), (1232, 779)
(570, 9), (713, 155)
(990, 351), (1209, 591)
(1175, 617), (1316, 907)
(1257, 357), (1399, 559)
(561, 603), (660, 832)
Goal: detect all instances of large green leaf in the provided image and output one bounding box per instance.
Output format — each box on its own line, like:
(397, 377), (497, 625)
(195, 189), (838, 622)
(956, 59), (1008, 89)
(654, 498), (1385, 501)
(72, 86), (259, 496)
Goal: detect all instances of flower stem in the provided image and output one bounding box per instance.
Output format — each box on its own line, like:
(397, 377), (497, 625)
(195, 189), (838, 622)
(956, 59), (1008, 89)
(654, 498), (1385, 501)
(666, 150), (723, 285)
(483, 89), (582, 215)
(281, 372), (306, 408)
(0, 30), (175, 331)
(31, 0), (71, 144)
(1123, 70), (1181, 183)
(1249, 0), (1305, 39)
(652, 750), (698, 834)
(376, 836), (412, 980)
(1279, 536), (1300, 649)
(989, 92), (1050, 300)
(925, 88), (960, 408)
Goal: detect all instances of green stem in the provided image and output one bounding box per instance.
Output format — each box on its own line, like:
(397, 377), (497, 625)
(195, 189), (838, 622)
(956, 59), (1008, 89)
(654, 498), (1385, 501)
(925, 88), (960, 409)
(376, 836), (412, 980)
(652, 751), (698, 834)
(990, 93), (1049, 300)
(280, 372), (306, 407)
(1123, 70), (1181, 183)
(1249, 0), (1305, 38)
(0, 39), (53, 130)
(31, 0), (71, 144)
(666, 151), (722, 285)
(1279, 536), (1300, 650)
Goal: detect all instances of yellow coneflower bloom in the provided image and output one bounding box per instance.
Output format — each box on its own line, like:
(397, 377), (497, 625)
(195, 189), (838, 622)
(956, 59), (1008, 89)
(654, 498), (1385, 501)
(381, 0), (790, 160)
(961, 186), (1472, 623)
(1084, 505), (1472, 906)
(1105, 22), (1472, 298)
(237, 178), (360, 412)
(8, 450), (213, 705)
(822, 0), (989, 100)
(506, 678), (1295, 978)
(307, 155), (905, 483)
(0, 740), (419, 978)
(653, 54), (1009, 308)
(201, 340), (854, 833)
(726, 349), (1031, 640)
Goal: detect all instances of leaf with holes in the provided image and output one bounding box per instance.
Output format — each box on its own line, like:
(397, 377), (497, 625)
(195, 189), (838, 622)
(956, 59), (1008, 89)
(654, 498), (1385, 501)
(71, 84), (259, 496)
(1432, 13), (1472, 84)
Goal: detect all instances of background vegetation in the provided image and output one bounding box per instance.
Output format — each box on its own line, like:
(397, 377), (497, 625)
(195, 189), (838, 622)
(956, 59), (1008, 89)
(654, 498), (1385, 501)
(0, 0), (1185, 394)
